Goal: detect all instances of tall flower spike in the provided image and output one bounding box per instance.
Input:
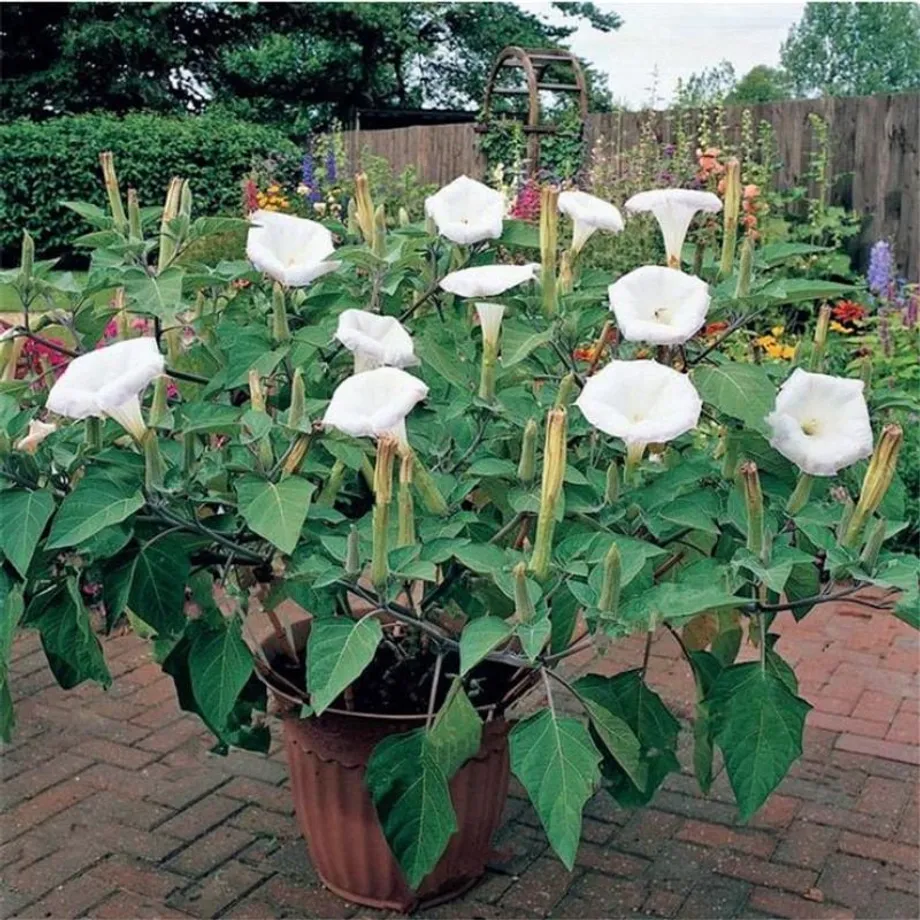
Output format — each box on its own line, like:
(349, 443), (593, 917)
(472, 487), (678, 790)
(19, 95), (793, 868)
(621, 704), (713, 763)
(46, 338), (165, 442)
(558, 190), (624, 256)
(334, 310), (418, 374)
(625, 188), (722, 269)
(424, 175), (504, 245)
(247, 210), (340, 288)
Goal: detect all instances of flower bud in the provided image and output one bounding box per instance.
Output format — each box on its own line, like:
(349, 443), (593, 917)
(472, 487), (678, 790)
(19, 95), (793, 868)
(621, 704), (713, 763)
(158, 177), (183, 273)
(555, 372), (577, 410)
(475, 302), (505, 402)
(282, 435), (310, 475)
(398, 207), (410, 227)
(513, 562), (537, 624)
(859, 518), (887, 573)
(353, 173), (375, 244)
(19, 230), (34, 284)
(143, 430), (166, 492)
(182, 431), (197, 475)
(734, 234), (754, 298)
(397, 451), (416, 547)
(719, 158), (741, 279)
(179, 180), (193, 220)
(740, 460), (765, 559)
(127, 188), (142, 241)
(558, 251), (574, 295)
(624, 441), (646, 485)
(288, 368), (306, 430)
(540, 185), (559, 317)
(85, 416), (103, 452)
(345, 525), (361, 578)
(372, 203), (387, 258)
(371, 436), (399, 587)
(530, 407), (567, 580)
(412, 453), (448, 516)
(719, 427), (739, 480)
(518, 418), (538, 485)
(272, 282), (290, 343)
(843, 424), (902, 548)
(835, 492), (855, 544)
(148, 376), (172, 429)
(598, 542), (621, 615)
(605, 460), (620, 503)
(861, 356), (872, 390)
(248, 369), (266, 413)
(785, 473), (813, 516)
(317, 459), (346, 507)
(809, 304), (832, 372)
(347, 196), (360, 237)
(99, 151), (128, 232)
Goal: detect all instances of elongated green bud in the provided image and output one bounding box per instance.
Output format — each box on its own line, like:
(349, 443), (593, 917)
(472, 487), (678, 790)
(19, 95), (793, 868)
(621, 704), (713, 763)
(372, 203), (387, 258)
(605, 461), (620, 504)
(624, 441), (645, 485)
(249, 369), (266, 413)
(317, 459), (346, 507)
(809, 304), (832, 372)
(719, 158), (740, 279)
(720, 428), (739, 480)
(558, 251), (574, 296)
(835, 493), (855, 543)
(127, 188), (142, 241)
(371, 436), (398, 588)
(513, 562), (536, 624)
(859, 518), (887, 573)
(734, 234), (754, 298)
(518, 419), (538, 485)
(144, 430), (166, 491)
(397, 452), (416, 547)
(412, 453), (448, 515)
(740, 461), (764, 559)
(354, 173), (375, 244)
(179, 180), (192, 220)
(398, 207), (410, 227)
(843, 424), (903, 549)
(288, 368), (306, 429)
(85, 416), (103, 452)
(861, 356), (872, 390)
(158, 177), (182, 273)
(148, 376), (171, 428)
(282, 435), (310, 475)
(540, 185), (559, 317)
(99, 151), (128, 232)
(347, 196), (360, 237)
(345, 525), (360, 578)
(692, 240), (706, 277)
(786, 473), (813, 516)
(182, 431), (197, 475)
(555, 372), (576, 409)
(530, 407), (567, 580)
(20, 230), (34, 284)
(271, 282), (291, 343)
(598, 542), (621, 615)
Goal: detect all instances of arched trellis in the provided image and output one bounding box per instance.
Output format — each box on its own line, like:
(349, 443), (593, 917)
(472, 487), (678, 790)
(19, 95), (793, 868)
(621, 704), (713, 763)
(479, 46), (589, 171)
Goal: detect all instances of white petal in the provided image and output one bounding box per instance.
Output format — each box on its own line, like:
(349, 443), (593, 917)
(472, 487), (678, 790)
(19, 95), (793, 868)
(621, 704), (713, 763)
(15, 419), (57, 453)
(558, 191), (624, 233)
(440, 263), (539, 298)
(765, 369), (873, 476)
(246, 209), (338, 288)
(322, 367), (429, 440)
(425, 176), (505, 244)
(576, 359), (702, 444)
(609, 266), (711, 346)
(474, 302), (506, 347)
(625, 189), (722, 265)
(334, 310), (419, 371)
(105, 395), (147, 442)
(47, 338), (164, 430)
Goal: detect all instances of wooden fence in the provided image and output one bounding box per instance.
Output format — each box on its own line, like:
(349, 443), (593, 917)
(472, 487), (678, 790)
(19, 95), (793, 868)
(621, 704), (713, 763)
(343, 93), (919, 280)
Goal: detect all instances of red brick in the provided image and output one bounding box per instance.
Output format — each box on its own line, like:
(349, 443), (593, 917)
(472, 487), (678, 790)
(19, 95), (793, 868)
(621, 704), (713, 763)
(88, 854), (185, 898)
(747, 887), (855, 919)
(614, 809), (683, 858)
(131, 699), (184, 730)
(16, 869), (114, 919)
(773, 820), (840, 870)
(835, 733), (920, 765)
(851, 690), (901, 724)
(714, 851), (817, 893)
(856, 775), (910, 820)
(887, 710), (920, 746)
(5, 839), (107, 897)
(837, 831), (919, 870)
(0, 830), (56, 871)
(675, 818), (775, 858)
(0, 777), (96, 841)
(156, 794), (242, 841)
(900, 695), (919, 715)
(577, 842), (650, 876)
(168, 861), (268, 918)
(228, 806), (296, 840)
(571, 873), (647, 911)
(93, 890), (193, 918)
(219, 777), (293, 815)
(642, 887), (686, 917)
(78, 761), (160, 797)
(500, 855), (575, 913)
(222, 895), (278, 919)
(75, 737), (162, 771)
(812, 696), (855, 716)
(749, 794), (801, 830)
(808, 711), (889, 738)
(0, 752), (93, 807)
(798, 802), (896, 836)
(144, 768), (229, 811)
(136, 718), (207, 754)
(259, 875), (352, 919)
(165, 825), (254, 877)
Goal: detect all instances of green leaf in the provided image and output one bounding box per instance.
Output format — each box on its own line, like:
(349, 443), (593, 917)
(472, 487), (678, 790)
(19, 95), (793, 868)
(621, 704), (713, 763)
(365, 729), (458, 889)
(46, 469), (144, 549)
(465, 458), (518, 478)
(499, 220), (540, 249)
(762, 278), (853, 306)
(757, 242), (830, 266)
(501, 326), (554, 368)
(453, 542), (507, 574)
(0, 581), (25, 742)
(516, 612), (552, 661)
(307, 616), (383, 714)
(428, 681), (483, 776)
(123, 266), (184, 319)
(693, 363), (775, 434)
(509, 709), (601, 869)
(572, 674), (647, 792)
(419, 338), (474, 392)
(0, 489), (55, 577)
(236, 476), (314, 555)
(459, 616), (513, 676)
(24, 580), (111, 691)
(189, 617), (254, 731)
(659, 493), (720, 536)
(709, 662), (811, 821)
(688, 650), (723, 794)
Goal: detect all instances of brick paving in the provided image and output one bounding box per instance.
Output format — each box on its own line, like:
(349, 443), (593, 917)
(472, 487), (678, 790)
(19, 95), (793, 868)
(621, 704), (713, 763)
(1, 596), (917, 920)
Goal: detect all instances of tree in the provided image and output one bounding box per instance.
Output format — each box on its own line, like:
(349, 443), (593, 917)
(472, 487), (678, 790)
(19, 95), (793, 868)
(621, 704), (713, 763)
(0, 3), (621, 131)
(727, 66), (790, 105)
(780, 2), (920, 97)
(674, 61), (737, 108)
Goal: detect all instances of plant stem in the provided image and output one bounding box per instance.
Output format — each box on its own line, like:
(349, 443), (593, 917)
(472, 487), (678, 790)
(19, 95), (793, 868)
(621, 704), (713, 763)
(425, 653), (444, 729)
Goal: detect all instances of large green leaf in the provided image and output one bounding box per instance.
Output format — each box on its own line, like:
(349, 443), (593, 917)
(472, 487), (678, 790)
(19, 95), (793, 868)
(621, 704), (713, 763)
(236, 475), (314, 555)
(365, 729), (458, 889)
(307, 616), (383, 714)
(458, 616), (513, 675)
(0, 489), (55, 577)
(688, 650), (723, 794)
(762, 278), (853, 306)
(428, 680), (483, 776)
(693, 363), (775, 434)
(501, 326), (554, 368)
(123, 266), (184, 319)
(709, 661), (811, 821)
(189, 617), (253, 731)
(24, 579), (111, 691)
(510, 709), (601, 869)
(46, 469), (144, 549)
(0, 579), (25, 742)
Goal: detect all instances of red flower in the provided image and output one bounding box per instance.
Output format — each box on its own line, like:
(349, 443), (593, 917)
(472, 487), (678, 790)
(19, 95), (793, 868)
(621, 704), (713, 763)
(703, 321), (729, 337)
(832, 300), (868, 324)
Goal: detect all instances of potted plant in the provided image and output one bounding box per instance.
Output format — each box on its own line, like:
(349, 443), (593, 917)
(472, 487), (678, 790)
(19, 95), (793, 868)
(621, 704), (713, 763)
(0, 156), (915, 912)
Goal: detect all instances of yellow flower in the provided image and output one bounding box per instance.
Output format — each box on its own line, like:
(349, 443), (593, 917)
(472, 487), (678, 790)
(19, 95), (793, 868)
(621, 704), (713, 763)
(771, 325), (785, 337)
(829, 321), (853, 335)
(755, 334), (776, 348)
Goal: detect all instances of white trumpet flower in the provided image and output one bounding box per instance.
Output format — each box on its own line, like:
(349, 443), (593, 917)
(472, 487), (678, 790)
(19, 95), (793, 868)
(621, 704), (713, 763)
(576, 359), (702, 448)
(15, 419), (57, 454)
(440, 263), (539, 299)
(558, 190), (624, 254)
(246, 209), (340, 287)
(46, 338), (165, 441)
(609, 265), (711, 345)
(425, 176), (504, 245)
(475, 302), (506, 349)
(766, 369), (873, 476)
(625, 189), (722, 268)
(322, 367), (429, 446)
(334, 310), (419, 373)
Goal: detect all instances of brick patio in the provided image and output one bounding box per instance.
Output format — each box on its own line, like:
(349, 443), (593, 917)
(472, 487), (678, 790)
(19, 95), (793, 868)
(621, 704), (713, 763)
(2, 596), (917, 920)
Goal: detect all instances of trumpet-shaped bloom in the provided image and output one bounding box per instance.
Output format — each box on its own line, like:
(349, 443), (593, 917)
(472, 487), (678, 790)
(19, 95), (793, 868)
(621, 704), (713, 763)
(765, 369), (873, 476)
(15, 419), (57, 453)
(47, 338), (165, 440)
(246, 209), (340, 287)
(576, 360), (702, 445)
(475, 302), (506, 348)
(558, 190), (624, 253)
(334, 310), (419, 373)
(625, 189), (722, 267)
(440, 263), (539, 299)
(322, 367), (429, 445)
(425, 176), (504, 245)
(609, 265), (711, 345)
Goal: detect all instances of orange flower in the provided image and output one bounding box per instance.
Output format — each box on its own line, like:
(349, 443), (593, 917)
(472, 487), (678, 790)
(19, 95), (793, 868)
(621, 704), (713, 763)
(704, 321), (729, 337)
(832, 300), (868, 324)
(743, 184), (760, 200)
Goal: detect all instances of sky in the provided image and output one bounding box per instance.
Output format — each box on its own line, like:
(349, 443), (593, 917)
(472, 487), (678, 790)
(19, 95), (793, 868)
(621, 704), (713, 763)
(520, 1), (807, 108)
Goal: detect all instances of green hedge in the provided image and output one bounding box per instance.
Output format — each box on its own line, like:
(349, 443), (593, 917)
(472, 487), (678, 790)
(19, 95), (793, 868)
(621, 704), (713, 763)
(0, 112), (301, 265)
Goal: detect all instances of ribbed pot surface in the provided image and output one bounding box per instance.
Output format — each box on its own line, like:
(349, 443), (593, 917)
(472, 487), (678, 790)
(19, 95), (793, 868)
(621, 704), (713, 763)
(282, 710), (510, 912)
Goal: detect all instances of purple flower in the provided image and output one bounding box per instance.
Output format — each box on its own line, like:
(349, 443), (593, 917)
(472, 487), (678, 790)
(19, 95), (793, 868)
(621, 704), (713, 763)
(301, 147), (321, 202)
(325, 146), (338, 185)
(663, 144), (676, 158)
(906, 289), (919, 328)
(867, 240), (894, 297)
